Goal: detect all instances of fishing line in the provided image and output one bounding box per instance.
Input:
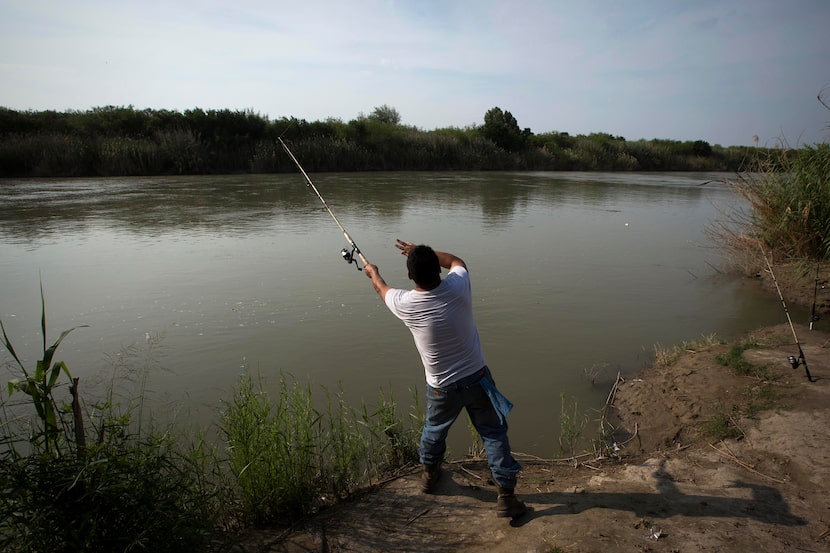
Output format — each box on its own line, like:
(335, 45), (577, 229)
(759, 243), (815, 381)
(278, 137), (368, 271)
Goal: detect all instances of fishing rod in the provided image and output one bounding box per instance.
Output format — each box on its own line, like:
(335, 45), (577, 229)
(278, 137), (368, 271)
(810, 261), (825, 330)
(760, 243), (815, 382)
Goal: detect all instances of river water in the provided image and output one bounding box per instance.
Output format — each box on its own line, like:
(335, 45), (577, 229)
(0, 172), (798, 457)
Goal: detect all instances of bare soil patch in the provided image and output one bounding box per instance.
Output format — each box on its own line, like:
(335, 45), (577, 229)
(223, 271), (830, 553)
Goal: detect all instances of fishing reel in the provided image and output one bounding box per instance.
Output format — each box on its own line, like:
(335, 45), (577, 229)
(788, 354), (802, 370)
(341, 246), (363, 271)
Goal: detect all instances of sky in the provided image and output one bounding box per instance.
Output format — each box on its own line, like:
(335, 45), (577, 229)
(1, 0), (828, 147)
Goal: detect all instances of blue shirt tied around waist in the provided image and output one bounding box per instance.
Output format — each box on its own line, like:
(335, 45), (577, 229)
(447, 367), (513, 425)
(479, 373), (513, 425)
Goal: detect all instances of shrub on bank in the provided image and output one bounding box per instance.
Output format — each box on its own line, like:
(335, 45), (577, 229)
(714, 143), (830, 265)
(0, 303), (223, 552)
(0, 296), (422, 549)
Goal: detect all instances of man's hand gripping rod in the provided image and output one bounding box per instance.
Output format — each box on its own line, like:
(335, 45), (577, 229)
(279, 137), (369, 270)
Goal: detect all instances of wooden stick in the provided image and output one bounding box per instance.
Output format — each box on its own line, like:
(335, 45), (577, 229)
(727, 414), (750, 445)
(406, 508), (430, 526)
(709, 442), (784, 483)
(457, 464), (483, 480)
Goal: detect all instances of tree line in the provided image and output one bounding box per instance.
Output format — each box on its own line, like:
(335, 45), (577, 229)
(0, 104), (765, 178)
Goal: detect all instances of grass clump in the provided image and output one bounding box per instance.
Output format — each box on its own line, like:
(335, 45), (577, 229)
(716, 342), (758, 374)
(2, 289), (426, 546)
(552, 393), (619, 467)
(557, 394), (588, 464)
(0, 292), (222, 553)
(0, 431), (222, 553)
(703, 341), (784, 441)
(220, 372), (319, 524)
(221, 373), (422, 526)
(715, 341), (775, 380)
(711, 142), (830, 267)
(701, 407), (744, 441)
(701, 379), (782, 441)
(370, 387), (422, 470)
(743, 382), (781, 418)
(653, 333), (721, 368)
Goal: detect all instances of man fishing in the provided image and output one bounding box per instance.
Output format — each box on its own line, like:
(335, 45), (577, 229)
(363, 239), (527, 518)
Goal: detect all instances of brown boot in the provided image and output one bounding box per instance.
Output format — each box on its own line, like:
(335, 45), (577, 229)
(496, 487), (527, 518)
(421, 464), (442, 494)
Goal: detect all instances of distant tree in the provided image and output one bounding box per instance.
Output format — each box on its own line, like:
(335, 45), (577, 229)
(73, 105), (153, 136)
(482, 107), (531, 152)
(369, 105), (401, 125)
(0, 107), (36, 134)
(587, 132), (619, 143)
(692, 140), (712, 157)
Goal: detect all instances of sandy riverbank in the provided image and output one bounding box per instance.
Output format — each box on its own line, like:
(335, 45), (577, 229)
(223, 265), (830, 553)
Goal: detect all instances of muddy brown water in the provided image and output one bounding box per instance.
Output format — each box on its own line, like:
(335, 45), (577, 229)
(0, 172), (803, 456)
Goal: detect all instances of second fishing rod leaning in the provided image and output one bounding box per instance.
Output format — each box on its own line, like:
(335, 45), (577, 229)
(278, 137), (368, 271)
(760, 243), (815, 382)
(810, 261), (826, 330)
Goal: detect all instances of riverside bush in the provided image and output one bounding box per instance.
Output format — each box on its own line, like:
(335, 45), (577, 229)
(714, 143), (830, 264)
(1, 292), (424, 547)
(0, 296), (223, 552)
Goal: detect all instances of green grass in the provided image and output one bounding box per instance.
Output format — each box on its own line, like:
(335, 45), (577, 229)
(715, 341), (776, 380)
(1, 292), (425, 548)
(0, 294), (223, 552)
(557, 393), (588, 463)
(702, 341), (784, 440)
(715, 342), (757, 373)
(713, 142), (830, 266)
(653, 333), (721, 368)
(220, 372), (423, 526)
(743, 382), (781, 418)
(701, 407), (744, 441)
(220, 371), (319, 524)
(651, 335), (784, 443)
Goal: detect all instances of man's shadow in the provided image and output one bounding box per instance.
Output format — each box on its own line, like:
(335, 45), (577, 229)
(442, 459), (807, 528)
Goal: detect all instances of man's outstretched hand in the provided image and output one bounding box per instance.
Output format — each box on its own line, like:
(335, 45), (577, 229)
(395, 239), (415, 256)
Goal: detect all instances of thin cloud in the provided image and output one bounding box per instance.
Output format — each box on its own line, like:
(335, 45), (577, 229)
(0, 0), (828, 146)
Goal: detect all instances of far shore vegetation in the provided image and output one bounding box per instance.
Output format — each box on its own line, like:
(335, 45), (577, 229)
(0, 104), (788, 178)
(1, 101), (827, 550)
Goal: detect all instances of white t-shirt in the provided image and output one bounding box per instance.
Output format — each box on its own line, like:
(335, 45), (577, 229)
(384, 265), (486, 388)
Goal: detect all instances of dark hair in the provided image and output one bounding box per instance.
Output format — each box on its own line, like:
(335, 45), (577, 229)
(407, 245), (440, 287)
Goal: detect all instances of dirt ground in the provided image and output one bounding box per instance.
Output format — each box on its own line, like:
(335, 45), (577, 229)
(224, 265), (830, 553)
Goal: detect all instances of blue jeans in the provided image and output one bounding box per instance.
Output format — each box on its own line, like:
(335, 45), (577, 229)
(420, 367), (522, 489)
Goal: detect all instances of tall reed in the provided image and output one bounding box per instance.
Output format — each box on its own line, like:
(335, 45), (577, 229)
(220, 372), (422, 526)
(221, 371), (318, 524)
(712, 143), (830, 265)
